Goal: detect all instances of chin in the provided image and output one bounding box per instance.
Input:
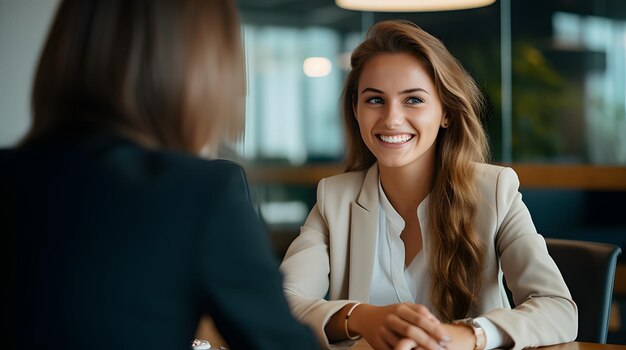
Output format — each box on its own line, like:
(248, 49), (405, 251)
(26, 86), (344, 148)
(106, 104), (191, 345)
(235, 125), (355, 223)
(377, 159), (411, 168)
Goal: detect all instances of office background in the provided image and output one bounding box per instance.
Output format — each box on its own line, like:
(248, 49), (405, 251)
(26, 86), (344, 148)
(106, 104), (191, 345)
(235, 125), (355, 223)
(1, 0), (625, 343)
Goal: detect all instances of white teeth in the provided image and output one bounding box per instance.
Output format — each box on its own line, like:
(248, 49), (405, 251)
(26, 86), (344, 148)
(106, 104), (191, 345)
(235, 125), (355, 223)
(379, 134), (413, 144)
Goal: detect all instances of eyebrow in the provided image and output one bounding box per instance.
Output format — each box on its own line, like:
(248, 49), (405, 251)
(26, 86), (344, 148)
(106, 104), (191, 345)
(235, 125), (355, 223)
(360, 87), (431, 95)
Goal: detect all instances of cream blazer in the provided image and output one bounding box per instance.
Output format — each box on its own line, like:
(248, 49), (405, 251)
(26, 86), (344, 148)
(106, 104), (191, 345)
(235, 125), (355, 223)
(280, 163), (577, 350)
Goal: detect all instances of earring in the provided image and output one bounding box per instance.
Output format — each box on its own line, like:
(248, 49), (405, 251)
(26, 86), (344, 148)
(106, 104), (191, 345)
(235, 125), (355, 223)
(442, 121), (448, 127)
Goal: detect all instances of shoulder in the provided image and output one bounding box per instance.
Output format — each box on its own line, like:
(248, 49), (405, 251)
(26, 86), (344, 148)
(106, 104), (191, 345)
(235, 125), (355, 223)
(71, 134), (252, 204)
(317, 167), (368, 199)
(156, 152), (251, 201)
(472, 163), (524, 223)
(0, 148), (11, 157)
(0, 148), (14, 180)
(473, 163), (520, 194)
(473, 162), (516, 179)
(0, 148), (13, 164)
(321, 168), (368, 188)
(165, 153), (246, 182)
(312, 165), (375, 218)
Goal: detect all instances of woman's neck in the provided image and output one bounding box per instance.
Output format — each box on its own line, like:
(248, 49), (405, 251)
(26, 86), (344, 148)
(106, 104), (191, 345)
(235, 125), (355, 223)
(378, 156), (435, 217)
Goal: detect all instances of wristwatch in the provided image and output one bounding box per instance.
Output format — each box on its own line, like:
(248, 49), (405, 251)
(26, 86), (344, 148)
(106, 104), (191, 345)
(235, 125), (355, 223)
(452, 318), (486, 350)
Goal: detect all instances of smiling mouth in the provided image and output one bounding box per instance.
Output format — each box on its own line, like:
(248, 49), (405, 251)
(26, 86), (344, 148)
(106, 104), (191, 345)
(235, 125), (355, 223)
(377, 134), (414, 144)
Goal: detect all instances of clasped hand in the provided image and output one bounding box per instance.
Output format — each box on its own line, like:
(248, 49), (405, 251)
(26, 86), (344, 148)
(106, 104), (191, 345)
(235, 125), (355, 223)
(348, 302), (451, 350)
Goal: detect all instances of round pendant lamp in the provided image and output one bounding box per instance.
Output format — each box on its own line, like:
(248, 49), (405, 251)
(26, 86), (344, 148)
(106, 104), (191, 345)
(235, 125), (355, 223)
(335, 0), (496, 12)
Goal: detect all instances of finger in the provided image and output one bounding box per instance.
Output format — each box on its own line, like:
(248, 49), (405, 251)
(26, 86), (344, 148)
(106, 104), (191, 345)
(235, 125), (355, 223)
(386, 314), (443, 350)
(375, 341), (393, 350)
(405, 303), (441, 324)
(398, 305), (450, 344)
(394, 338), (418, 350)
(380, 324), (403, 348)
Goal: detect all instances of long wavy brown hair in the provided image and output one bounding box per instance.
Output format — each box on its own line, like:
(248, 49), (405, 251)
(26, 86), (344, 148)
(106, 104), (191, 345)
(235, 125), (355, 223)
(342, 20), (489, 321)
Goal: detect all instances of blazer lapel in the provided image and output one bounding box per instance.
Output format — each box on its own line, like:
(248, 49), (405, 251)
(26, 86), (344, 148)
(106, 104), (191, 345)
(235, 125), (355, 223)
(348, 164), (379, 302)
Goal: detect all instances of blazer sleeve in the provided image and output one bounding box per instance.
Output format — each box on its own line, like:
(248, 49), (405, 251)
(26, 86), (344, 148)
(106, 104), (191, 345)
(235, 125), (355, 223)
(280, 178), (358, 349)
(482, 167), (578, 349)
(196, 163), (319, 350)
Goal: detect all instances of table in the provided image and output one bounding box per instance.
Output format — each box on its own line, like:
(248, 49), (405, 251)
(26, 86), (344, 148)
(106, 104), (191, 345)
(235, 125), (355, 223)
(196, 317), (626, 350)
(350, 341), (626, 350)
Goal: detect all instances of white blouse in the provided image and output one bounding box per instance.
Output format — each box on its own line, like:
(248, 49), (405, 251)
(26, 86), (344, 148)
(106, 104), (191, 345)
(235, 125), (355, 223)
(369, 180), (511, 349)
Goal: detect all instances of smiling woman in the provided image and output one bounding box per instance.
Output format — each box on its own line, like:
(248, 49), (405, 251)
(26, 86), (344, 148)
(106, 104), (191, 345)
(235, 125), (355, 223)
(279, 20), (577, 350)
(354, 53), (446, 172)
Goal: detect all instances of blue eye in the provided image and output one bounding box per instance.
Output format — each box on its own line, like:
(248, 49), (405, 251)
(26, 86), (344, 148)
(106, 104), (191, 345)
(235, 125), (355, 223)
(366, 97), (384, 104)
(405, 96), (424, 104)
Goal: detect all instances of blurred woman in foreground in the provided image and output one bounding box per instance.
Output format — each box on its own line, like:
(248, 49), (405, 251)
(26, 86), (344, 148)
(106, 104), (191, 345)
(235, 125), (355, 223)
(1, 1), (318, 349)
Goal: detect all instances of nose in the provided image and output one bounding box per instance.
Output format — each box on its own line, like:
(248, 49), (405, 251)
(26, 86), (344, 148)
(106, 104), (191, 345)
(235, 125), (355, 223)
(383, 103), (404, 129)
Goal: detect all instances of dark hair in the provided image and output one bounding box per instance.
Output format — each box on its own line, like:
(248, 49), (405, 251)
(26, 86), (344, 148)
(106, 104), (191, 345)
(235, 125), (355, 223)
(26, 0), (244, 153)
(342, 20), (490, 321)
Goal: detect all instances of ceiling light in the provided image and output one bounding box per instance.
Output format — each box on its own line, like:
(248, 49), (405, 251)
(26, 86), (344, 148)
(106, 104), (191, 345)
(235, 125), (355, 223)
(303, 57), (332, 78)
(335, 0), (496, 12)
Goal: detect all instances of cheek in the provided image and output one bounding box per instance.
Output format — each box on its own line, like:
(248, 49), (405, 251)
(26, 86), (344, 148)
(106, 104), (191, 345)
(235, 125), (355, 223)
(356, 118), (377, 150)
(355, 111), (369, 135)
(357, 121), (371, 142)
(410, 111), (444, 129)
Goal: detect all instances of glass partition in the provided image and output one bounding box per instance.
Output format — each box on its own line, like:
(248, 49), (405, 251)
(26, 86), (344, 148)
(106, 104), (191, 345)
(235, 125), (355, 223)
(237, 0), (626, 165)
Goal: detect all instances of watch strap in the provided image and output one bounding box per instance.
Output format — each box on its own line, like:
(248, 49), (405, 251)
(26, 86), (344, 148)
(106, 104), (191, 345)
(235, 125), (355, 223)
(452, 318), (486, 350)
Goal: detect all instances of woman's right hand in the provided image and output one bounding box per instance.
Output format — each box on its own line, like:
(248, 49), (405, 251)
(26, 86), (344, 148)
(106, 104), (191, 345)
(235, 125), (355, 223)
(349, 303), (451, 350)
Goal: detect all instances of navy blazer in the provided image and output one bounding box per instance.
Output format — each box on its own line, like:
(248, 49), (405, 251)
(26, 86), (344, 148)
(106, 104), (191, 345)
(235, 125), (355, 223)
(0, 130), (318, 350)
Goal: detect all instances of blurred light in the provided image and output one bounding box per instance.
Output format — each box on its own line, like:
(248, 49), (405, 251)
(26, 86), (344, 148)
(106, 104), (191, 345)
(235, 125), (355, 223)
(260, 201), (309, 224)
(335, 0), (496, 12)
(303, 57), (332, 77)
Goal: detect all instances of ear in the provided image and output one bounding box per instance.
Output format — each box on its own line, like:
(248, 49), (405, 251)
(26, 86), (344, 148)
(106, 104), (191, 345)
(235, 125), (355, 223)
(440, 114), (449, 128)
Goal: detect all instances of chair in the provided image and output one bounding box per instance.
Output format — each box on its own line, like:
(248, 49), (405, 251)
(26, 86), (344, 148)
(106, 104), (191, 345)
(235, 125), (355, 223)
(545, 238), (622, 343)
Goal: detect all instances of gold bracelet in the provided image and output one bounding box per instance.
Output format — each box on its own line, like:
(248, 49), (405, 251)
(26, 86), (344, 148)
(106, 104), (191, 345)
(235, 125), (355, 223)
(344, 302), (362, 340)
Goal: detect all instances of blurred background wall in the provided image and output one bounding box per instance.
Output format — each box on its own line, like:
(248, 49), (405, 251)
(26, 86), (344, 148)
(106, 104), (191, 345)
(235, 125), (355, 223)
(0, 0), (58, 147)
